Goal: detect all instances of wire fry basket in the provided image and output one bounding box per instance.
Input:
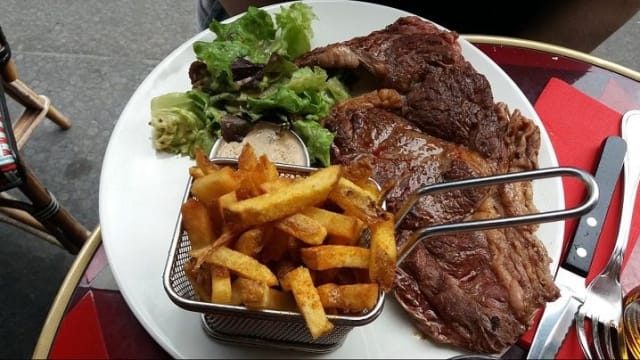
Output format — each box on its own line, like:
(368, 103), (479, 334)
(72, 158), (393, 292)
(163, 159), (598, 353)
(163, 159), (385, 353)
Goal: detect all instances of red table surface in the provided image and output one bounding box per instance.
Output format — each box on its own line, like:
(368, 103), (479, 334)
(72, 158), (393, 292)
(40, 38), (640, 359)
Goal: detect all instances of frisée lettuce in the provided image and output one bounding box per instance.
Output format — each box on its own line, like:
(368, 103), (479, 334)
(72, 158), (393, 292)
(148, 3), (349, 166)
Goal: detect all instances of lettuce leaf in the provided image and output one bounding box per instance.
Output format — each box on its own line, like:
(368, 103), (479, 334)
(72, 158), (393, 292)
(272, 2), (317, 59)
(210, 6), (276, 43)
(195, 3), (317, 93)
(293, 119), (334, 167)
(192, 41), (254, 91)
(246, 67), (347, 115)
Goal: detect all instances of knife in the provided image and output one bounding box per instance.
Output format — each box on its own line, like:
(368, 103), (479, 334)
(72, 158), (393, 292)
(527, 135), (627, 359)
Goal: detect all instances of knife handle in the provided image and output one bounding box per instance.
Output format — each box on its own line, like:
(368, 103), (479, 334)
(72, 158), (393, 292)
(564, 136), (626, 276)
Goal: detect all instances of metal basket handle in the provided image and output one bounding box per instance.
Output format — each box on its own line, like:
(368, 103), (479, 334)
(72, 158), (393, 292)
(395, 166), (599, 263)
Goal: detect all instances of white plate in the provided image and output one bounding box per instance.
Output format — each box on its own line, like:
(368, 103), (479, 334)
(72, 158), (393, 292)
(99, 1), (564, 358)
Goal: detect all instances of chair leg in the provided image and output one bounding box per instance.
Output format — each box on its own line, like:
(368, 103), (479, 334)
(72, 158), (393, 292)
(18, 164), (90, 254)
(3, 79), (71, 129)
(44, 102), (72, 129)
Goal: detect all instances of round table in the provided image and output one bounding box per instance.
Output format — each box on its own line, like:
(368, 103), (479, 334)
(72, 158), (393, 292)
(32, 36), (640, 359)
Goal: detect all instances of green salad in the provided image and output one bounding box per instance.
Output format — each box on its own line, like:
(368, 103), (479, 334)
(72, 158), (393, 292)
(149, 3), (349, 166)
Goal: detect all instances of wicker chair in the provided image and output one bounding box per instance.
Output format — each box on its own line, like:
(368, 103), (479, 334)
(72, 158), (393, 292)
(0, 26), (89, 253)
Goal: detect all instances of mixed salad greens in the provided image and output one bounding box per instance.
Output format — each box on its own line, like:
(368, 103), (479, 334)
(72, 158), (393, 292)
(149, 3), (349, 166)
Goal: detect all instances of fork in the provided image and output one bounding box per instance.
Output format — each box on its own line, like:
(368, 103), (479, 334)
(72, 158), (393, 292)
(575, 110), (640, 359)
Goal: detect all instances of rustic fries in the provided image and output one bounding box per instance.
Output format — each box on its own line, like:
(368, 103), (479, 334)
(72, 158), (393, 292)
(181, 144), (396, 339)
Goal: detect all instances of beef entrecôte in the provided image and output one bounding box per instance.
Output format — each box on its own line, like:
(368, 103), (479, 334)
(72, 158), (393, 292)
(300, 16), (559, 354)
(297, 16), (508, 173)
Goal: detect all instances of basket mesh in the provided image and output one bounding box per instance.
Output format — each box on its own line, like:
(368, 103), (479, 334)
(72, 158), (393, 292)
(203, 312), (353, 345)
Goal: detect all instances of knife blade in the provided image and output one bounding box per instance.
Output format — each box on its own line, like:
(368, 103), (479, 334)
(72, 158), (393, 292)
(527, 135), (627, 359)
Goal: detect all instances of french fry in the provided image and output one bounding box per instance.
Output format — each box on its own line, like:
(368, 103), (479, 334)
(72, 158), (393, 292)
(208, 193), (236, 235)
(235, 175), (262, 200)
(233, 276), (296, 311)
(244, 288), (296, 311)
(217, 191), (237, 216)
(234, 147), (275, 199)
(232, 277), (269, 303)
(203, 199), (223, 238)
(275, 213), (327, 245)
(328, 177), (386, 224)
(184, 259), (211, 302)
(181, 198), (216, 250)
(191, 166), (239, 202)
(189, 166), (205, 178)
(302, 207), (365, 243)
(211, 265), (232, 304)
(190, 231), (237, 268)
(234, 228), (265, 257)
(247, 156), (275, 187)
(274, 259), (297, 291)
(340, 158), (380, 201)
(229, 287), (243, 306)
(237, 143), (258, 172)
(259, 177), (294, 193)
(223, 165), (341, 232)
(341, 160), (373, 187)
(368, 215), (397, 291)
(316, 283), (379, 312)
(301, 245), (370, 270)
(204, 246), (278, 286)
(283, 267), (334, 339)
(194, 147), (219, 175)
(359, 180), (382, 203)
(259, 154), (279, 182)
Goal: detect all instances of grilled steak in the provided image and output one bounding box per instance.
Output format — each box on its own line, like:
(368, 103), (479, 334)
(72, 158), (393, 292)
(394, 193), (559, 354)
(393, 107), (557, 354)
(303, 16), (560, 354)
(394, 111), (557, 353)
(325, 90), (558, 353)
(297, 16), (508, 171)
(324, 89), (493, 229)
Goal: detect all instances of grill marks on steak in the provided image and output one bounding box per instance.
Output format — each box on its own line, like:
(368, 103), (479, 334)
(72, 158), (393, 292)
(324, 89), (494, 229)
(296, 16), (508, 170)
